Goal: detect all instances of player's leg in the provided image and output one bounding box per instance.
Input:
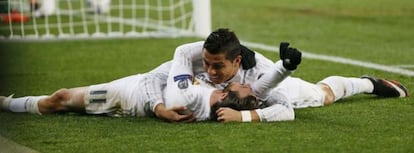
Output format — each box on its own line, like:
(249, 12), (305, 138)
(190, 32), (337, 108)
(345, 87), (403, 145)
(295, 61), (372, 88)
(84, 74), (145, 117)
(38, 87), (87, 114)
(1, 94), (46, 114)
(318, 75), (408, 104)
(275, 77), (326, 109)
(361, 75), (408, 97)
(318, 76), (374, 104)
(0, 87), (87, 114)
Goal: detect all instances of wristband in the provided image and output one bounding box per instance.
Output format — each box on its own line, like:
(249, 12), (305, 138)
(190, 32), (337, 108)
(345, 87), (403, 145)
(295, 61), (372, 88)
(241, 111), (252, 122)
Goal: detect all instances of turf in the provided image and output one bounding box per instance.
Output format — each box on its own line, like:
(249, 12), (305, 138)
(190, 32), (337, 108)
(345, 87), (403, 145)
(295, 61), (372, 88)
(1, 0), (414, 153)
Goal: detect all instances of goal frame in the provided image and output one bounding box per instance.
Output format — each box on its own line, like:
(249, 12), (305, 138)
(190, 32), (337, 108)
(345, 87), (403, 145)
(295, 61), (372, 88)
(0, 0), (211, 41)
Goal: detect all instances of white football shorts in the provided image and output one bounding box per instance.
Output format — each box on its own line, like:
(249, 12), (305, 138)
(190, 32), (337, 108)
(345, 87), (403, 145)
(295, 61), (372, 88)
(84, 74), (146, 117)
(274, 77), (326, 109)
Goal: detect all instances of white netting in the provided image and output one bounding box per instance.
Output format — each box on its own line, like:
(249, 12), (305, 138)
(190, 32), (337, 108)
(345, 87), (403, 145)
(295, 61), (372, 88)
(0, 0), (210, 40)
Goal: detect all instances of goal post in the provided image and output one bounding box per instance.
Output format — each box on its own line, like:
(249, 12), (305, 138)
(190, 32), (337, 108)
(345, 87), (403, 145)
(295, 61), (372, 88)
(192, 0), (211, 38)
(0, 0), (211, 40)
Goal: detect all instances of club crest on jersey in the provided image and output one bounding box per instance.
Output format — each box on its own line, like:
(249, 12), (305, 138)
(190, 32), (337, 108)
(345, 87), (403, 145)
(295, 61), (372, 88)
(177, 80), (189, 89)
(174, 74), (192, 89)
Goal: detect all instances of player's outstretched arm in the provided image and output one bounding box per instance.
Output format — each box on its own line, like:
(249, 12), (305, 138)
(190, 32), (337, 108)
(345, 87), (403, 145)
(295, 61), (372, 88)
(252, 42), (302, 99)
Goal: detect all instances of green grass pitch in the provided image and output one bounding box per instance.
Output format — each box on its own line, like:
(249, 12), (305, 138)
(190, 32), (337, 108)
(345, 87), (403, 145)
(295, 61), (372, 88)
(0, 0), (413, 152)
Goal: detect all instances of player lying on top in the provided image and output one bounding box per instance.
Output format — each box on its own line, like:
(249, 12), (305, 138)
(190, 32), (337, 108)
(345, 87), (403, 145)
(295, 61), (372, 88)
(148, 28), (409, 122)
(163, 41), (297, 121)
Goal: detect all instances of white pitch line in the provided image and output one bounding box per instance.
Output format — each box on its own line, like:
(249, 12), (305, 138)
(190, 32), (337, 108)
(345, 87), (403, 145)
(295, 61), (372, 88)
(242, 41), (414, 77)
(393, 65), (414, 68)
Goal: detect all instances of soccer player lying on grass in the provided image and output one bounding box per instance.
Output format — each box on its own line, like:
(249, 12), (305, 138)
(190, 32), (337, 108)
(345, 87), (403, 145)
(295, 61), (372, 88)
(0, 30), (300, 121)
(162, 41), (296, 121)
(151, 28), (409, 122)
(0, 72), (261, 121)
(146, 28), (301, 122)
(0, 53), (293, 121)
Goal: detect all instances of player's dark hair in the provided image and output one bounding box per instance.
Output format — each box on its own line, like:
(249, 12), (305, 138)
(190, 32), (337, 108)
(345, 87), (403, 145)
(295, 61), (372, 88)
(210, 90), (259, 121)
(203, 28), (241, 61)
(203, 28), (257, 69)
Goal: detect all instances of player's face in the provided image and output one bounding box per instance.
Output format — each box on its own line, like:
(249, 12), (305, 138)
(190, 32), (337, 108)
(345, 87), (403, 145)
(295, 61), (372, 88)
(202, 49), (241, 84)
(226, 82), (255, 99)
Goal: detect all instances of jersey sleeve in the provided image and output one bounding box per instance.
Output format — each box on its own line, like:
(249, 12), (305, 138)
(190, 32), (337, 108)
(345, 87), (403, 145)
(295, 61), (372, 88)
(171, 41), (205, 77)
(252, 60), (291, 99)
(249, 52), (295, 122)
(143, 41), (204, 112)
(163, 42), (215, 121)
(144, 62), (171, 112)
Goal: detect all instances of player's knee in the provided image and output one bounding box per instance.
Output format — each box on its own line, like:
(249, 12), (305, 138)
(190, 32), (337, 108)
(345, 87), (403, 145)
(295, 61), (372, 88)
(47, 88), (71, 110)
(318, 84), (335, 105)
(319, 76), (346, 102)
(54, 88), (72, 101)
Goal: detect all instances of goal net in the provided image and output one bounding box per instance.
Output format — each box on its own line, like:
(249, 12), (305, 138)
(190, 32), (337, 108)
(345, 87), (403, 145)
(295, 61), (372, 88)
(0, 0), (211, 40)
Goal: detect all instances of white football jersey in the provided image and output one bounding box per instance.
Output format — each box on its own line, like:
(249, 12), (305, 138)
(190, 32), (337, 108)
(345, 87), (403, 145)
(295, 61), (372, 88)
(163, 78), (216, 121)
(172, 41), (278, 88)
(147, 41), (295, 122)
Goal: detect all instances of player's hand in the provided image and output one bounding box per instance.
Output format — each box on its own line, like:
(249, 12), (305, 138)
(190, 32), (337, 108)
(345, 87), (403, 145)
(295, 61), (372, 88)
(216, 107), (242, 122)
(279, 42), (302, 70)
(154, 104), (196, 123)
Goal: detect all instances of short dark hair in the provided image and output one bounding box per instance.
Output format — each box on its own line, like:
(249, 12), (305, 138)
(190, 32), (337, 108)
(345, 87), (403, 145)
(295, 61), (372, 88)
(210, 90), (260, 121)
(203, 28), (241, 61)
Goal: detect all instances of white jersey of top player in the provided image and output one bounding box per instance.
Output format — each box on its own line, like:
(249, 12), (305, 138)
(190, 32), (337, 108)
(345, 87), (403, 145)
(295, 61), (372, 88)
(145, 41), (297, 122)
(163, 49), (293, 121)
(146, 41), (408, 122)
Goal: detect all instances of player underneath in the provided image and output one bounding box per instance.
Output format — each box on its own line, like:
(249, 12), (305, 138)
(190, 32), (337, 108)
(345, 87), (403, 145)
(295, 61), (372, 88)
(0, 41), (297, 122)
(0, 73), (262, 121)
(0, 48), (293, 121)
(0, 58), (294, 121)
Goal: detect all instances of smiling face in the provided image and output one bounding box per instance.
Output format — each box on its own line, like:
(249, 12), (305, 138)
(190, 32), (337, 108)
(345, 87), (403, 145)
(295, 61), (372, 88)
(202, 28), (243, 84)
(202, 48), (241, 84)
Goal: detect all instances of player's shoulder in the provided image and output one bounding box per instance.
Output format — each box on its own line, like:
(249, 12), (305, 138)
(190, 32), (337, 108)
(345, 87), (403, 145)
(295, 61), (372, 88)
(178, 41), (204, 48)
(175, 41), (204, 52)
(254, 52), (274, 67)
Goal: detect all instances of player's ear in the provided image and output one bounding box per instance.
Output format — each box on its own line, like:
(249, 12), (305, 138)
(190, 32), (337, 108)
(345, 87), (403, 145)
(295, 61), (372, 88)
(233, 55), (242, 65)
(220, 92), (228, 101)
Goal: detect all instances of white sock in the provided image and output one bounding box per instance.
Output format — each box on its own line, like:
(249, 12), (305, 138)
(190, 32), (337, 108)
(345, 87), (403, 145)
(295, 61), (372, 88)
(1, 95), (14, 110)
(8, 96), (47, 115)
(319, 76), (374, 101)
